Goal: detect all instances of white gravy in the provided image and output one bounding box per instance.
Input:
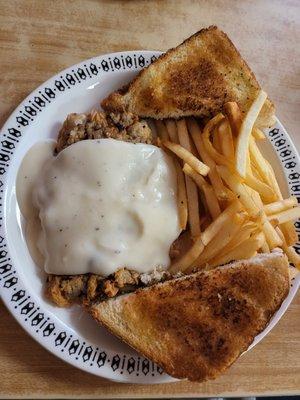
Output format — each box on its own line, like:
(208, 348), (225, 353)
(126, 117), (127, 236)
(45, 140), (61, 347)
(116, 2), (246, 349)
(17, 138), (181, 276)
(16, 140), (56, 268)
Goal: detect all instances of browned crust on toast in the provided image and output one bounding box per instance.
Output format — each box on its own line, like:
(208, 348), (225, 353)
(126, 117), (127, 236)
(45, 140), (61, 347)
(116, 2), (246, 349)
(90, 252), (289, 382)
(101, 26), (274, 127)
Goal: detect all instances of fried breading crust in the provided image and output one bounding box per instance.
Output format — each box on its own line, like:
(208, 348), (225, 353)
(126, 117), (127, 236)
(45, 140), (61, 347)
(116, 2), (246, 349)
(56, 110), (153, 153)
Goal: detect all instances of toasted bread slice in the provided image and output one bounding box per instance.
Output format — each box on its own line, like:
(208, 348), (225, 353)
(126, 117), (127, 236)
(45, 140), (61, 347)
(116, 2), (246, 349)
(101, 26), (274, 128)
(90, 251), (289, 382)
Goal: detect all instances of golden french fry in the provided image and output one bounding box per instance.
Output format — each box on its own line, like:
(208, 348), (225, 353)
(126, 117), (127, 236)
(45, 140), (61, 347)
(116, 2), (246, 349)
(265, 159), (285, 200)
(251, 161), (266, 182)
(280, 222), (298, 246)
(185, 175), (201, 238)
(209, 221), (258, 260)
(253, 143), (298, 245)
(262, 218), (283, 248)
(286, 248), (300, 271)
(217, 165), (260, 216)
(244, 184), (283, 249)
(169, 236), (204, 273)
(249, 137), (280, 197)
(176, 119), (201, 238)
(163, 141), (210, 176)
(268, 207), (300, 224)
(218, 165), (282, 248)
(249, 137), (270, 182)
(202, 184), (221, 220)
(173, 158), (188, 230)
(249, 139), (298, 245)
(244, 173), (276, 203)
(252, 127), (265, 140)
(260, 239), (270, 253)
(203, 114), (232, 167)
(276, 227), (300, 270)
(177, 119), (192, 150)
(183, 164), (221, 220)
(165, 119), (179, 143)
(219, 119), (235, 159)
(212, 127), (222, 153)
(207, 231), (265, 268)
(264, 197), (298, 215)
(191, 211), (247, 269)
(155, 120), (169, 141)
(236, 90), (267, 177)
(187, 118), (229, 200)
(200, 200), (243, 246)
(183, 163), (207, 187)
(223, 101), (242, 137)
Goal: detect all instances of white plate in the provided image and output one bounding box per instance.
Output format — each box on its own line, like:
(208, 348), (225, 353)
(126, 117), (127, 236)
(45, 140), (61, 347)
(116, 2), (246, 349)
(0, 51), (299, 384)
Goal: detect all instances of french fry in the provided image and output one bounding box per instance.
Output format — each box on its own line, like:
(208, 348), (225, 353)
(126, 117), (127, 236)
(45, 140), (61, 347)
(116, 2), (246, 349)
(185, 175), (201, 238)
(208, 221), (258, 260)
(176, 119), (201, 238)
(163, 141), (210, 176)
(183, 164), (221, 220)
(155, 120), (169, 141)
(264, 159), (283, 199)
(260, 239), (270, 253)
(207, 231), (265, 268)
(187, 118), (228, 200)
(212, 127), (223, 153)
(285, 247), (300, 271)
(201, 184), (221, 220)
(169, 236), (204, 273)
(245, 184), (283, 249)
(177, 119), (192, 150)
(244, 173), (276, 203)
(280, 222), (298, 246)
(268, 207), (300, 224)
(219, 119), (235, 159)
(173, 158), (188, 230)
(249, 136), (280, 195)
(249, 136), (270, 182)
(264, 197), (298, 215)
(200, 200), (243, 246)
(251, 161), (266, 182)
(203, 114), (232, 167)
(276, 227), (300, 270)
(264, 155), (298, 245)
(164, 109), (297, 274)
(236, 90), (268, 177)
(249, 138), (298, 244)
(165, 119), (179, 143)
(262, 218), (283, 248)
(218, 165), (282, 248)
(191, 211), (247, 269)
(217, 165), (260, 216)
(253, 127), (265, 140)
(223, 101), (242, 137)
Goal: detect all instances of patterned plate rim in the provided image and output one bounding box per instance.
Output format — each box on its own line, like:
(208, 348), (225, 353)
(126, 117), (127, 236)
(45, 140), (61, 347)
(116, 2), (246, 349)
(0, 50), (299, 384)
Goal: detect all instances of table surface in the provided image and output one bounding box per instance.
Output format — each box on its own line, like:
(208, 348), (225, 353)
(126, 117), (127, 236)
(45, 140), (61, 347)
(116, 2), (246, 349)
(1, 0), (299, 398)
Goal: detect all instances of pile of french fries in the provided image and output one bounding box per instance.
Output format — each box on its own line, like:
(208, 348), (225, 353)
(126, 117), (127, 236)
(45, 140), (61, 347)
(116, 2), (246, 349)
(154, 90), (300, 273)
